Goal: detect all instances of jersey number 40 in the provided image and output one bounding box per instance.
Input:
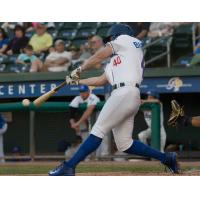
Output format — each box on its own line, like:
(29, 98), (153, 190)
(113, 56), (121, 67)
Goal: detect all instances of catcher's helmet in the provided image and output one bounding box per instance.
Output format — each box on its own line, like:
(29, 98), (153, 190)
(104, 23), (134, 43)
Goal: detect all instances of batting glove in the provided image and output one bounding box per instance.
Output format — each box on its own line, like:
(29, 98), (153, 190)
(66, 76), (79, 85)
(70, 66), (82, 81)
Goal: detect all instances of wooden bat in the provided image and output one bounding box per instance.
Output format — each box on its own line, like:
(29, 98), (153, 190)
(33, 81), (66, 107)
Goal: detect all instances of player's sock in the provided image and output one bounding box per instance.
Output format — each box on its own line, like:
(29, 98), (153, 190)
(124, 140), (166, 163)
(65, 134), (102, 168)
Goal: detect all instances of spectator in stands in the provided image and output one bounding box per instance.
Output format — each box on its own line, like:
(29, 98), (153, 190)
(89, 35), (108, 69)
(125, 22), (150, 40)
(190, 39), (200, 66)
(1, 22), (18, 33)
(90, 35), (104, 54)
(79, 43), (92, 60)
(16, 44), (43, 72)
(71, 43), (92, 67)
(44, 39), (72, 72)
(68, 45), (81, 60)
(29, 22), (53, 55)
(6, 25), (29, 55)
(148, 23), (174, 38)
(0, 28), (9, 55)
(32, 22), (55, 30)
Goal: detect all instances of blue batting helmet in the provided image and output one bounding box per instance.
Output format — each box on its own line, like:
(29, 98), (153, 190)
(104, 23), (134, 43)
(147, 90), (159, 98)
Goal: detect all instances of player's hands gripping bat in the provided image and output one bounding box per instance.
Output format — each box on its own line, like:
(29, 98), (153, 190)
(168, 100), (185, 127)
(70, 66), (82, 81)
(33, 75), (80, 107)
(66, 75), (79, 85)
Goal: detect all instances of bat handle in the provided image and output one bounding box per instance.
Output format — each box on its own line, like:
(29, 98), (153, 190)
(54, 81), (66, 92)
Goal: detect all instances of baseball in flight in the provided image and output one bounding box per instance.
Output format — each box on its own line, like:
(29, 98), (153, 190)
(22, 99), (30, 107)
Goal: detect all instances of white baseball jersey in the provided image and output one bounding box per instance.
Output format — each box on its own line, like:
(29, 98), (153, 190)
(105, 35), (144, 85)
(69, 93), (100, 108)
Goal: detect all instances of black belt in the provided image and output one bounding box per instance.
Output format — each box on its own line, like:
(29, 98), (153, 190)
(112, 82), (140, 90)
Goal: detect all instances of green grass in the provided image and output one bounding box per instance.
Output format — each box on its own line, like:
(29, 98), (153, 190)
(0, 162), (196, 175)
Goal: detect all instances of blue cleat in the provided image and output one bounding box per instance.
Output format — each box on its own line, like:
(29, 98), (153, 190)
(48, 161), (75, 176)
(162, 152), (180, 174)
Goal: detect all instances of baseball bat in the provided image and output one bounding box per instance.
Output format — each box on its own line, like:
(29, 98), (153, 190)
(33, 81), (66, 107)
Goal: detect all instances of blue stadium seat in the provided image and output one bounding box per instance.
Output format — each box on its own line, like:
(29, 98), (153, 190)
(25, 31), (35, 38)
(57, 28), (76, 40)
(75, 27), (96, 39)
(47, 28), (58, 39)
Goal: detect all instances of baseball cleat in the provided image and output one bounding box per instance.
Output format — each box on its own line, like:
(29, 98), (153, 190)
(48, 161), (75, 176)
(162, 152), (180, 174)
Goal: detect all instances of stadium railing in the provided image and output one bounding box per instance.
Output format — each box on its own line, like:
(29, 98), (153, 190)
(143, 36), (173, 68)
(0, 101), (161, 161)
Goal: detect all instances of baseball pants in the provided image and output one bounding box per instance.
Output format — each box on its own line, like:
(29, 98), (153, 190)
(91, 85), (140, 152)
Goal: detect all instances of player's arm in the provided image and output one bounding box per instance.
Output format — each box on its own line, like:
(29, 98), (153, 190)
(75, 105), (96, 126)
(80, 45), (112, 72)
(69, 106), (78, 123)
(79, 73), (108, 86)
(54, 58), (69, 65)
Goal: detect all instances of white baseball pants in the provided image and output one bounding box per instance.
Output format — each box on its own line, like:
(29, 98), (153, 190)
(91, 86), (140, 152)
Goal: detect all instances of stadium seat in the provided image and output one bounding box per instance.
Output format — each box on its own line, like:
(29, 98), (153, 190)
(79, 22), (99, 29)
(145, 36), (171, 67)
(172, 23), (193, 50)
(96, 26), (111, 37)
(71, 38), (88, 48)
(75, 27), (96, 39)
(59, 22), (79, 30)
(173, 55), (193, 67)
(57, 28), (76, 40)
(0, 64), (6, 72)
(47, 27), (58, 39)
(8, 54), (19, 64)
(100, 22), (116, 27)
(25, 31), (35, 38)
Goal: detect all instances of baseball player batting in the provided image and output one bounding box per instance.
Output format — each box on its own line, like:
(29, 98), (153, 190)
(49, 23), (179, 176)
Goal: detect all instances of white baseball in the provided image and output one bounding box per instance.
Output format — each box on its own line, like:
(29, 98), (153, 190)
(22, 99), (30, 107)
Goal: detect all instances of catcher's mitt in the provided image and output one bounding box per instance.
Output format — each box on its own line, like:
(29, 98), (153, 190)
(168, 100), (185, 127)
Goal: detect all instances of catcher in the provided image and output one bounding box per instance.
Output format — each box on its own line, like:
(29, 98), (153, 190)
(168, 100), (200, 127)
